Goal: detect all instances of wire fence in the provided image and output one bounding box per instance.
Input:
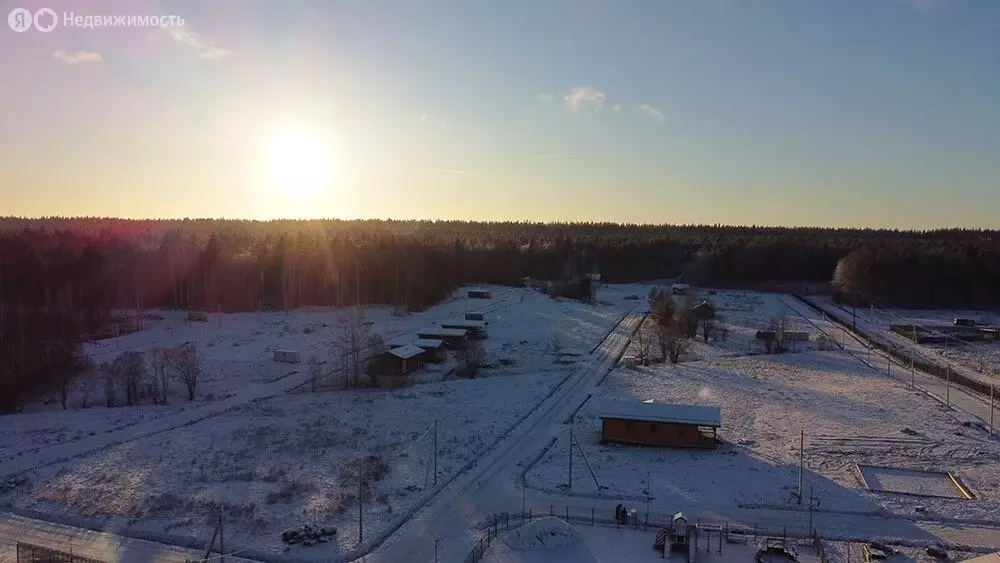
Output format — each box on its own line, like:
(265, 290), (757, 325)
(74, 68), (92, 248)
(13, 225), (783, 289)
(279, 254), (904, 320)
(16, 542), (104, 563)
(461, 504), (825, 563)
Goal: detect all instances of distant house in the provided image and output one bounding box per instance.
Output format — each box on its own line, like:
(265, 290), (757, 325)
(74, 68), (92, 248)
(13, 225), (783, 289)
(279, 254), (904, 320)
(671, 283), (690, 296)
(416, 327), (469, 349)
(411, 338), (447, 362)
(955, 318), (977, 327)
(273, 350), (300, 364)
(468, 288), (492, 299)
(595, 399), (721, 449)
(374, 345), (425, 388)
(439, 319), (487, 339)
(687, 301), (716, 320)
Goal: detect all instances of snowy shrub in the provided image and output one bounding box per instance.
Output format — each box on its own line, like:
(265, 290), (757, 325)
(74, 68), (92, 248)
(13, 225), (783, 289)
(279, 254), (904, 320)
(266, 480), (318, 504)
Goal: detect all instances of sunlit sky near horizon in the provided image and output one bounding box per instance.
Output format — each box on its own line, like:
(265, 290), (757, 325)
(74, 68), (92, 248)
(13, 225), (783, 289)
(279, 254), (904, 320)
(0, 0), (998, 228)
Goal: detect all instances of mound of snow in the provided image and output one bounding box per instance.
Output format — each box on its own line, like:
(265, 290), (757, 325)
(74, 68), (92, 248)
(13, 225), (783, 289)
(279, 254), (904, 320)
(482, 517), (601, 563)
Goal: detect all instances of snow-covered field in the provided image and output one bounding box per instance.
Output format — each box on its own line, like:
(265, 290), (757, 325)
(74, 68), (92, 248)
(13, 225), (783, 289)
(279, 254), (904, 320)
(811, 296), (1000, 381)
(527, 292), (1000, 528)
(0, 285), (634, 560)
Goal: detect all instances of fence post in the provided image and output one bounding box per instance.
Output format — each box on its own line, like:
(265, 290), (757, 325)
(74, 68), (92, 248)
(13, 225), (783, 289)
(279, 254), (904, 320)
(550, 504), (554, 517)
(566, 506), (569, 521)
(592, 508), (595, 526)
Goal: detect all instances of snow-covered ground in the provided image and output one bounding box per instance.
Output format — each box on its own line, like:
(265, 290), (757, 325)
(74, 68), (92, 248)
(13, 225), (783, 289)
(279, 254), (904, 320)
(481, 516), (826, 563)
(623, 290), (826, 364)
(810, 296), (1000, 381)
(0, 285), (634, 560)
(527, 293), (1000, 529)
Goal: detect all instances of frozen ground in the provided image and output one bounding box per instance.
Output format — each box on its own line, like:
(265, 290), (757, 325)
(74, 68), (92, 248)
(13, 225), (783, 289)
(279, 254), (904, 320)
(527, 293), (1000, 528)
(810, 296), (1000, 381)
(0, 285), (632, 560)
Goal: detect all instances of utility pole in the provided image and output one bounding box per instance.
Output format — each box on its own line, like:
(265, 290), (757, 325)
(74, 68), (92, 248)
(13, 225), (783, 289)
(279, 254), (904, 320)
(946, 365), (951, 406)
(910, 354), (915, 388)
(435, 538), (440, 563)
(798, 430), (804, 504)
(219, 512), (225, 563)
(991, 386), (995, 436)
(567, 425), (573, 490)
(887, 354), (891, 378)
(358, 475), (364, 545)
(433, 419), (438, 486)
(808, 487), (815, 536)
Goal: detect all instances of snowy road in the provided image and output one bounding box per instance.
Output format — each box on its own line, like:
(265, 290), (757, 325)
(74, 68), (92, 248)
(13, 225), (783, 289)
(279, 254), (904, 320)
(360, 310), (645, 563)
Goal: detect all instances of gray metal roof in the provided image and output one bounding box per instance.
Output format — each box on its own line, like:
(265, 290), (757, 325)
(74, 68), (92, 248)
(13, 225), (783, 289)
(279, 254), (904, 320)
(440, 319), (487, 329)
(412, 338), (446, 349)
(389, 345), (425, 360)
(417, 327), (468, 338)
(592, 399), (721, 427)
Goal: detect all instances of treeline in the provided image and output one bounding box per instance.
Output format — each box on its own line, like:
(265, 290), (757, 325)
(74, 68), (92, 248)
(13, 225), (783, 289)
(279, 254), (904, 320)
(2, 218), (999, 410)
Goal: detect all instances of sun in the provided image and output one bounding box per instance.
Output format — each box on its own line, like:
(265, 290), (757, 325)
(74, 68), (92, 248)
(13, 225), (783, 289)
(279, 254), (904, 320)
(266, 130), (332, 194)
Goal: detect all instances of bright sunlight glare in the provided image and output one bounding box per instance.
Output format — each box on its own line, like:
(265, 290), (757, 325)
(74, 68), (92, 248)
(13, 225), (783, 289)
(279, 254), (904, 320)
(266, 130), (332, 195)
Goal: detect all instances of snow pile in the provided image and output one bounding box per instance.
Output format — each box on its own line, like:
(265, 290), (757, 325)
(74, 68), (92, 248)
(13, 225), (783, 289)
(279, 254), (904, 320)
(482, 517), (601, 563)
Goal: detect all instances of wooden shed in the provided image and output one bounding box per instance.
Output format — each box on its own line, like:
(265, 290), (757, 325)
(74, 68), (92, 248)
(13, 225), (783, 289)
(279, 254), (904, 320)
(439, 319), (487, 339)
(467, 288), (492, 299)
(595, 399), (721, 449)
(412, 338), (447, 362)
(416, 327), (469, 349)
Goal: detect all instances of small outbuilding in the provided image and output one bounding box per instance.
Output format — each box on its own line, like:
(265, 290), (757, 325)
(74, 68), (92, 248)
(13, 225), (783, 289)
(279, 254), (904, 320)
(954, 318), (977, 327)
(416, 327), (469, 349)
(595, 399), (721, 449)
(439, 319), (487, 339)
(671, 283), (690, 295)
(411, 338), (447, 362)
(687, 300), (716, 320)
(467, 288), (492, 299)
(465, 311), (486, 323)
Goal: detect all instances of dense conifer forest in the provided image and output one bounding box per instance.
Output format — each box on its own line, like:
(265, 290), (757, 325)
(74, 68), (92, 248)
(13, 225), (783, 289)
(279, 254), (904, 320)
(2, 217), (998, 409)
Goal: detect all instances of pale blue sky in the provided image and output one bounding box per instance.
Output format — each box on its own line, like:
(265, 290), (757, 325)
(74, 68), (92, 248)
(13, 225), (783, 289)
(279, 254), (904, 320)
(0, 0), (997, 226)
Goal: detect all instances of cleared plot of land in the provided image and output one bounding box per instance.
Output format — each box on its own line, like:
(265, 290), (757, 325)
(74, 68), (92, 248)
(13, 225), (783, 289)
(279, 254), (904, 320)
(810, 296), (1000, 381)
(857, 465), (968, 499)
(0, 287), (630, 561)
(527, 293), (1000, 525)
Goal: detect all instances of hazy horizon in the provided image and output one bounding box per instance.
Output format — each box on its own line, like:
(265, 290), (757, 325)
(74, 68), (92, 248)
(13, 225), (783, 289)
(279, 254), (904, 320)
(2, 0), (998, 228)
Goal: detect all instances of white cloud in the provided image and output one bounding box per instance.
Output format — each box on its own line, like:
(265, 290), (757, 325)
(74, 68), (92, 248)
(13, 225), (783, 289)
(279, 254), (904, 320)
(420, 113), (429, 123)
(165, 26), (232, 60)
(53, 49), (102, 64)
(637, 104), (666, 123)
(564, 86), (606, 112)
(612, 104), (622, 113)
(537, 92), (554, 102)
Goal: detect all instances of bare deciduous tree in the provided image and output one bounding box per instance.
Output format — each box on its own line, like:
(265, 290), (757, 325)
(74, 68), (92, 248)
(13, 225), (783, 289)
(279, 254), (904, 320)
(768, 316), (789, 354)
(102, 362), (116, 407)
(113, 350), (147, 406)
(635, 320), (651, 365)
(149, 347), (174, 404)
(655, 322), (689, 364)
(457, 340), (485, 378)
(173, 344), (200, 401)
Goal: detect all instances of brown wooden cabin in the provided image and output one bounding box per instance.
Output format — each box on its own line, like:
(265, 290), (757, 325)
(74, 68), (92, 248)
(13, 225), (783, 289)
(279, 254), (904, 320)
(595, 399), (721, 449)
